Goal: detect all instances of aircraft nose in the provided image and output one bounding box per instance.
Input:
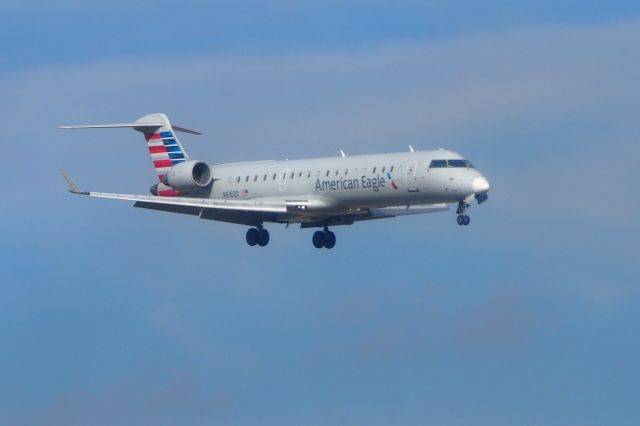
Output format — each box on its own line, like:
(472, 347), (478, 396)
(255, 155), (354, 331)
(472, 176), (490, 193)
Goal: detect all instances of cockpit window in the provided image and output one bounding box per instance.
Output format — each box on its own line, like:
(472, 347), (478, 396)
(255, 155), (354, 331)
(448, 159), (473, 168)
(429, 160), (447, 168)
(430, 159), (474, 168)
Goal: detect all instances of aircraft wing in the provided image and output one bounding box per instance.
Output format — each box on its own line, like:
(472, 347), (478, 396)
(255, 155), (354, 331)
(60, 170), (287, 214)
(61, 170), (448, 225)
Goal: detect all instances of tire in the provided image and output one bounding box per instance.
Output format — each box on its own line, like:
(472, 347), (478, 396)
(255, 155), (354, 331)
(457, 215), (464, 226)
(464, 215), (471, 226)
(312, 231), (326, 248)
(257, 229), (270, 246)
(324, 231), (336, 249)
(246, 228), (259, 246)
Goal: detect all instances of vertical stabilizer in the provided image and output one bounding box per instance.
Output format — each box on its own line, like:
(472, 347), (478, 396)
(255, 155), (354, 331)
(134, 113), (190, 183)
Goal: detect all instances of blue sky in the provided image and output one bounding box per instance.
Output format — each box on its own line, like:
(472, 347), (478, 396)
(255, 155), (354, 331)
(2, 2), (640, 425)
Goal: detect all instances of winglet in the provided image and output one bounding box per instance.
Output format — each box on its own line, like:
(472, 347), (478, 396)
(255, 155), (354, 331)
(59, 170), (89, 195)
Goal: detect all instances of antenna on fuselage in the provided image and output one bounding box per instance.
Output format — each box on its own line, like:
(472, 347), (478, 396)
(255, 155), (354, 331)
(340, 150), (346, 157)
(409, 145), (415, 152)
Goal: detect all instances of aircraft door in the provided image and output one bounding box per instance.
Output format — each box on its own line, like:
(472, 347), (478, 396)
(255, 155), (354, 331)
(406, 161), (419, 192)
(279, 168), (290, 191)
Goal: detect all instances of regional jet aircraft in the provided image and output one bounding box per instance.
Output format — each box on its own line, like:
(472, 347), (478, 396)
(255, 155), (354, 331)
(60, 113), (490, 249)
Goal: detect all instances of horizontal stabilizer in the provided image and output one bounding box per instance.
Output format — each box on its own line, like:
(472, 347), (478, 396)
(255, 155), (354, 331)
(172, 126), (202, 135)
(59, 123), (202, 135)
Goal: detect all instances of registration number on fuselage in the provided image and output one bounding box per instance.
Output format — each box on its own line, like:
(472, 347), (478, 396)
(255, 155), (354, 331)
(223, 190), (240, 198)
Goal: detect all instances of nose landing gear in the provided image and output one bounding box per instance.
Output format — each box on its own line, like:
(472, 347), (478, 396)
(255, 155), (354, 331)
(246, 226), (270, 247)
(312, 227), (336, 249)
(456, 200), (471, 226)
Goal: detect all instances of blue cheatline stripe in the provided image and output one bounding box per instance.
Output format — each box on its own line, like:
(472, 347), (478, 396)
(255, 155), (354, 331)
(168, 152), (185, 159)
(160, 132), (173, 138)
(171, 159), (186, 165)
(165, 145), (182, 152)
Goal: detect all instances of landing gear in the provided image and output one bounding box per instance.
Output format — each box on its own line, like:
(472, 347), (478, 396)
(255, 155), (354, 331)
(257, 228), (269, 246)
(456, 214), (470, 226)
(456, 200), (471, 226)
(312, 231), (325, 248)
(324, 230), (336, 249)
(246, 227), (270, 247)
(312, 227), (336, 249)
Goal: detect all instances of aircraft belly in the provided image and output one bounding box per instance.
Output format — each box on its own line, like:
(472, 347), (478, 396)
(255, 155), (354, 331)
(327, 187), (435, 208)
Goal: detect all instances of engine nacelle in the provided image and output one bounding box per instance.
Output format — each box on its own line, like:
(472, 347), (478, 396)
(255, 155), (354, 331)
(163, 160), (212, 192)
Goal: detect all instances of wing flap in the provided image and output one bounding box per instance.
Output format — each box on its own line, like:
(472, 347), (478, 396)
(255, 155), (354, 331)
(133, 201), (202, 215)
(88, 191), (288, 213)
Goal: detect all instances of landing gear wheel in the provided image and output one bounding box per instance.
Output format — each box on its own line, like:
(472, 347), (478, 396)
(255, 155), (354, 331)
(313, 231), (326, 248)
(324, 231), (336, 249)
(246, 228), (260, 246)
(456, 199), (472, 226)
(257, 228), (270, 246)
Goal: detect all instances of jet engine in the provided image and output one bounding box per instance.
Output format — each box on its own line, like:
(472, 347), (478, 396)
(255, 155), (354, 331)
(163, 160), (212, 192)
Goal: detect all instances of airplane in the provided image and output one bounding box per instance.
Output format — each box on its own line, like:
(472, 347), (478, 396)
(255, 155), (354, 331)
(60, 113), (490, 249)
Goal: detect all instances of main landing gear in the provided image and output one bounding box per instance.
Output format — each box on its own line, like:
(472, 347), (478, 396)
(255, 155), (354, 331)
(246, 226), (270, 247)
(312, 227), (336, 249)
(456, 200), (471, 226)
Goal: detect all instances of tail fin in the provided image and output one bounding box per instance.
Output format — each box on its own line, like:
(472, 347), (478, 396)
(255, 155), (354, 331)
(60, 113), (201, 195)
(135, 113), (191, 182)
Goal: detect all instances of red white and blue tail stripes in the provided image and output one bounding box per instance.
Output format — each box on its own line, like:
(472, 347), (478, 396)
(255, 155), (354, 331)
(145, 130), (189, 197)
(145, 131), (189, 181)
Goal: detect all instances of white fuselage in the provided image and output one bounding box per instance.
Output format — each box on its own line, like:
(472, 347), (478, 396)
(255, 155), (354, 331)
(208, 149), (489, 221)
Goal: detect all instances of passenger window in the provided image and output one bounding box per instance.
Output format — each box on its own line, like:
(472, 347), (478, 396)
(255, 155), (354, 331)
(390, 166), (394, 172)
(263, 174), (267, 181)
(381, 166), (386, 173)
(307, 171), (311, 178)
(272, 173), (277, 180)
(290, 172), (295, 179)
(335, 169), (339, 176)
(344, 169), (348, 176)
(429, 160), (447, 168)
(245, 176), (249, 182)
(298, 172), (302, 178)
(254, 175), (258, 181)
(326, 170), (330, 177)
(373, 167), (377, 173)
(236, 176), (240, 183)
